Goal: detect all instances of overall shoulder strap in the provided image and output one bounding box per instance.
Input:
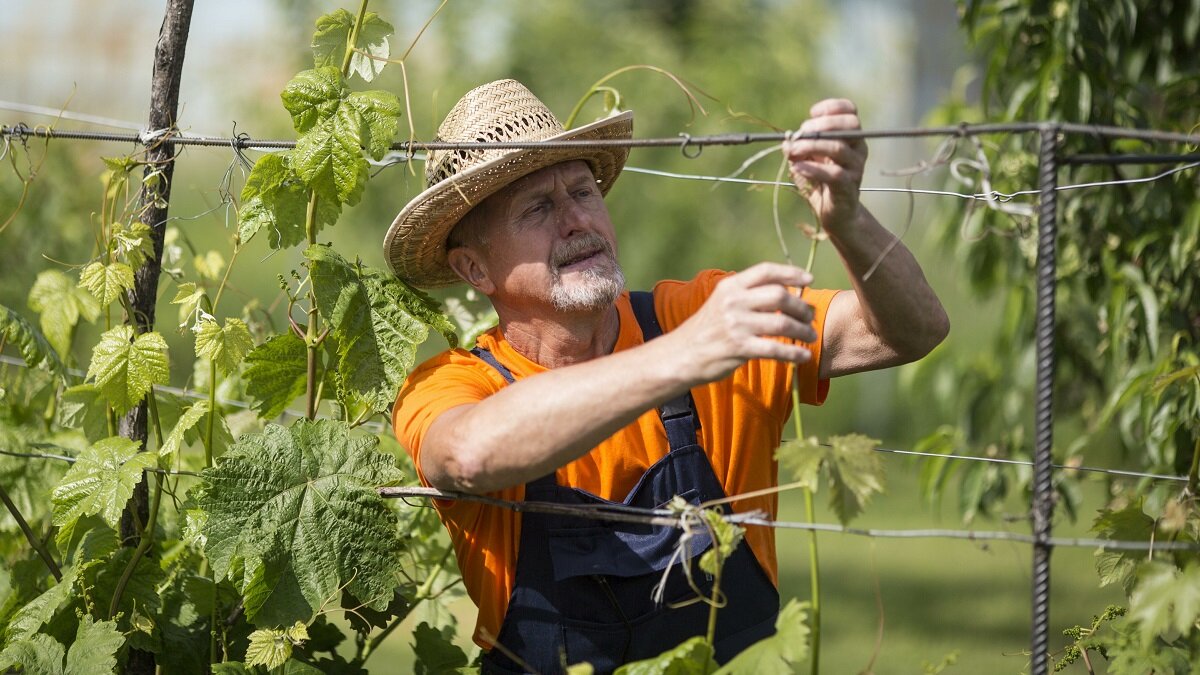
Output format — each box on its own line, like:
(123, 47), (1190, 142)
(629, 291), (701, 451)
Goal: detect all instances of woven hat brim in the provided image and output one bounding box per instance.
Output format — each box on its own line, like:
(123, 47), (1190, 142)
(383, 111), (634, 287)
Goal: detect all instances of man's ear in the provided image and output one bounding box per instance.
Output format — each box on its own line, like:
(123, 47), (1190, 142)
(447, 246), (495, 295)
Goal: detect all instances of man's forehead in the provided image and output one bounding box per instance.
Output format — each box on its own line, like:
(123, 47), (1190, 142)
(504, 160), (596, 196)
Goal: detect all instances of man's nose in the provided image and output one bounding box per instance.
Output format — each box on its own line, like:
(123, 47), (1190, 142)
(555, 197), (590, 238)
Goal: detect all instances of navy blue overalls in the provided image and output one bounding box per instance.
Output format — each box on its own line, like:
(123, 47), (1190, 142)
(474, 291), (779, 675)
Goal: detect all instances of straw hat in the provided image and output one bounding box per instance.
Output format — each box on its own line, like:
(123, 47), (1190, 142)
(383, 79), (634, 287)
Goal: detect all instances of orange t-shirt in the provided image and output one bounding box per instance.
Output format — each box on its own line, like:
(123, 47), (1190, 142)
(393, 269), (837, 648)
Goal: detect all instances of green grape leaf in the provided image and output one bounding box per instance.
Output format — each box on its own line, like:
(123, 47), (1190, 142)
(1128, 562), (1200, 642)
(111, 220), (155, 270)
(311, 10), (393, 83)
(28, 269), (101, 357)
(282, 68), (399, 205)
(281, 67), (347, 134)
(0, 633), (66, 674)
(826, 433), (884, 525)
(698, 508), (744, 577)
(306, 245), (456, 413)
(239, 152), (340, 249)
(3, 566), (76, 643)
(51, 436), (156, 530)
(411, 621), (468, 675)
(84, 547), (165, 628)
(55, 515), (116, 567)
(196, 420), (405, 625)
(714, 600), (810, 674)
(63, 615), (125, 675)
(347, 90), (401, 160)
(1, 304), (66, 378)
(1092, 501), (1155, 592)
(59, 384), (109, 442)
(79, 261), (134, 307)
(0, 436), (67, 531)
(161, 399), (210, 459)
(195, 317), (254, 375)
(171, 282), (207, 330)
(86, 326), (170, 414)
(245, 621), (308, 670)
(614, 635), (718, 674)
(775, 436), (824, 492)
(243, 333), (308, 419)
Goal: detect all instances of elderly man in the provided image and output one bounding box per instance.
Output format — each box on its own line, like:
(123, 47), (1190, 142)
(387, 79), (948, 674)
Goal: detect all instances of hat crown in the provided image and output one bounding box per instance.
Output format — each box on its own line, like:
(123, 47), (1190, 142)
(426, 79), (566, 187)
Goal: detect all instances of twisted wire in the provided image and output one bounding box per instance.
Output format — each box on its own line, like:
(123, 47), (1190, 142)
(1029, 124), (1061, 675)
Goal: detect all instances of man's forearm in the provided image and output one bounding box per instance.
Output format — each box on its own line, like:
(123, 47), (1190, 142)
(820, 205), (949, 378)
(423, 335), (695, 493)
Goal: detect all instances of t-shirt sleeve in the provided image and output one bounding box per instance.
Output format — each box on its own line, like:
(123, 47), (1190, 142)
(392, 349), (505, 488)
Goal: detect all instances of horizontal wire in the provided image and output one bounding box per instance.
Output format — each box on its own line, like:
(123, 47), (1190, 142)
(624, 162), (1200, 203)
(3, 120), (1198, 150)
(0, 101), (146, 132)
(377, 486), (1200, 552)
(0, 353), (1184, 483)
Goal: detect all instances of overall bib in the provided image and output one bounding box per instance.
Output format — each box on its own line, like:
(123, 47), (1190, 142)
(476, 291), (779, 675)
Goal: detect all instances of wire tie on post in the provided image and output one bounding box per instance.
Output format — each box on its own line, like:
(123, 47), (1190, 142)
(678, 132), (703, 159)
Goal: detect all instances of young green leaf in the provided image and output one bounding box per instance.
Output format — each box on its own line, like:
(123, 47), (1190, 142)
(311, 9), (394, 82)
(1092, 501), (1156, 593)
(347, 90), (401, 160)
(59, 384), (110, 442)
(245, 621), (308, 670)
(64, 609), (129, 674)
(194, 250), (226, 281)
(699, 508), (744, 577)
(614, 635), (718, 674)
(160, 399), (211, 458)
(195, 317), (254, 375)
(826, 433), (885, 525)
(196, 420), (405, 625)
(0, 303), (65, 379)
(111, 220), (155, 270)
(79, 260), (134, 307)
(86, 326), (169, 414)
(27, 269), (101, 357)
(3, 568), (75, 643)
(306, 245), (456, 413)
(411, 621), (468, 675)
(775, 436), (824, 492)
(51, 436), (156, 530)
(714, 600), (811, 674)
(0, 634), (66, 674)
(171, 282), (207, 330)
(281, 68), (399, 205)
(243, 333), (309, 419)
(1128, 562), (1200, 643)
(239, 152), (341, 248)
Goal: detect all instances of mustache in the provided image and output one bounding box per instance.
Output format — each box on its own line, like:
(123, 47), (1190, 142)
(551, 233), (615, 267)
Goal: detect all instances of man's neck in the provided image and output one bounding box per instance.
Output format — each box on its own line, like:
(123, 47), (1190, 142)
(496, 302), (621, 369)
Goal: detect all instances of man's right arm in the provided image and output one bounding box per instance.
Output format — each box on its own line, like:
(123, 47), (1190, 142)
(416, 263), (817, 494)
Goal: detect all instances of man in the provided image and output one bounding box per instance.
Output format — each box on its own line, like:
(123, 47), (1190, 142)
(387, 79), (948, 674)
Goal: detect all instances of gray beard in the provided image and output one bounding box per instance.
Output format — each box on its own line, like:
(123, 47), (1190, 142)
(550, 256), (624, 312)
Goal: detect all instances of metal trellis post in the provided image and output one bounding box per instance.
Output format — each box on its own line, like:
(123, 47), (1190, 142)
(1030, 124), (1061, 675)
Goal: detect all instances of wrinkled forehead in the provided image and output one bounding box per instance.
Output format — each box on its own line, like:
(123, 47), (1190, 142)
(501, 160), (596, 199)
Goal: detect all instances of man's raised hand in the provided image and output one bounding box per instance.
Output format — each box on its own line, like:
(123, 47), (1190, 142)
(783, 98), (868, 234)
(672, 262), (817, 383)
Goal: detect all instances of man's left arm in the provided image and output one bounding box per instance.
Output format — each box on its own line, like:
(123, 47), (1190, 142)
(783, 98), (950, 379)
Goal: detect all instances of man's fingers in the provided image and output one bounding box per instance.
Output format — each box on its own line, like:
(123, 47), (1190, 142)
(809, 98), (857, 117)
(727, 262), (812, 290)
(741, 284), (814, 322)
(785, 140), (865, 169)
(741, 312), (818, 344)
(748, 336), (812, 364)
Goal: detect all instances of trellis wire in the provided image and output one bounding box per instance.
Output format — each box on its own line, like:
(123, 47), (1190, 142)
(2, 117), (1198, 672)
(3, 120), (1198, 150)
